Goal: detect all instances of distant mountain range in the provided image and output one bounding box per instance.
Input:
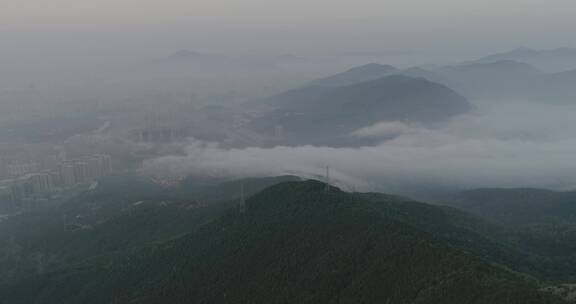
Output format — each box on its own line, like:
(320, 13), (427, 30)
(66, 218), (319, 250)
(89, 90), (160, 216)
(391, 58), (576, 102)
(474, 47), (576, 71)
(429, 60), (576, 102)
(239, 57), (576, 147)
(281, 60), (576, 103)
(249, 73), (471, 146)
(412, 60), (544, 99)
(323, 51), (576, 102)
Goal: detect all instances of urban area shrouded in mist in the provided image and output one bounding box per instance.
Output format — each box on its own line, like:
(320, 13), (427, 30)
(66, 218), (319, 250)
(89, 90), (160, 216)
(2, 1), (576, 303)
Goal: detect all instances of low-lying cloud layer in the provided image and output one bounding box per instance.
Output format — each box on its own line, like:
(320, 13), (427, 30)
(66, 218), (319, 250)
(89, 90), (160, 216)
(144, 100), (576, 196)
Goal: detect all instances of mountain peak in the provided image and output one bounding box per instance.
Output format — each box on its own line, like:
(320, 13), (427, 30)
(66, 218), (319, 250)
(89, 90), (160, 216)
(246, 180), (345, 211)
(346, 63), (398, 73)
(309, 63), (400, 87)
(459, 59), (541, 72)
(256, 179), (343, 196)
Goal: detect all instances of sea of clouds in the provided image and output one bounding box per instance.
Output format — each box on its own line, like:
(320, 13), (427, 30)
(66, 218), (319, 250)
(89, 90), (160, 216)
(144, 100), (576, 196)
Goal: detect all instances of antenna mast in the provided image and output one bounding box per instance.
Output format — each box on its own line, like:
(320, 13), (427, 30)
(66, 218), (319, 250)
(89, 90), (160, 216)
(325, 166), (330, 193)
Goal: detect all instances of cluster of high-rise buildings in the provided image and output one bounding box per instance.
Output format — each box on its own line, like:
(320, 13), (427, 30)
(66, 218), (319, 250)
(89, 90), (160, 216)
(56, 155), (113, 186)
(2, 162), (40, 177)
(0, 154), (113, 210)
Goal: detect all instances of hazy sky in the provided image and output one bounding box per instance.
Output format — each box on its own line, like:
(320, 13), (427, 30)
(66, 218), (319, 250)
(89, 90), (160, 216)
(1, 0), (573, 26)
(1, 0), (574, 62)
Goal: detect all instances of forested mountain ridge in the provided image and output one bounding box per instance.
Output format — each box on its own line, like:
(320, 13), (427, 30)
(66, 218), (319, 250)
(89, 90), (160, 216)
(451, 188), (576, 227)
(0, 181), (560, 304)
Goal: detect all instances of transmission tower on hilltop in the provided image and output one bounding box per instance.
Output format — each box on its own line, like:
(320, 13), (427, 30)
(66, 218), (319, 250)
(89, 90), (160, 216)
(325, 166), (331, 193)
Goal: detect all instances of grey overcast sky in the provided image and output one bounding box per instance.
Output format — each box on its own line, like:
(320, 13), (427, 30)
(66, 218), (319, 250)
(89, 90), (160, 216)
(0, 0), (575, 62)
